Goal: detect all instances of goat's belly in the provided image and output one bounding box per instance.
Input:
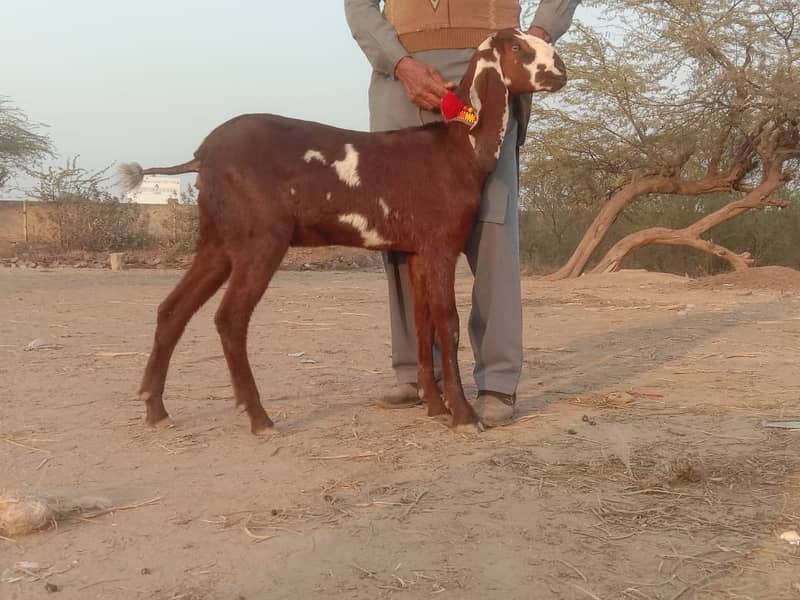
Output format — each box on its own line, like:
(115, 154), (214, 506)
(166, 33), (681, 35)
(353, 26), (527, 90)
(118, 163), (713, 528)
(290, 231), (364, 248)
(292, 227), (361, 247)
(290, 222), (398, 251)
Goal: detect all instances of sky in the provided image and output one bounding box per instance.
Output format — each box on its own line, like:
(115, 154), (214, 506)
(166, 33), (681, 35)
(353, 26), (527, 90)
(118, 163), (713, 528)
(2, 1), (374, 195)
(1, 1), (599, 197)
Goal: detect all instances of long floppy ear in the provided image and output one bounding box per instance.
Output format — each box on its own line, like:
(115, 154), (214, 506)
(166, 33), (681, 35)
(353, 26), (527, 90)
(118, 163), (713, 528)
(460, 52), (510, 172)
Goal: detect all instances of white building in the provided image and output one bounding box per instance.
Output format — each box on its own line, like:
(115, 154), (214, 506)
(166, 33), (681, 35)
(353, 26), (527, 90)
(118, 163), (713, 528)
(126, 175), (181, 205)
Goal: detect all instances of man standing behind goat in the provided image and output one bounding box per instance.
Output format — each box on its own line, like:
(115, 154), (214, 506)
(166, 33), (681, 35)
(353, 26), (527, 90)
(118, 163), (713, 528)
(345, 0), (579, 426)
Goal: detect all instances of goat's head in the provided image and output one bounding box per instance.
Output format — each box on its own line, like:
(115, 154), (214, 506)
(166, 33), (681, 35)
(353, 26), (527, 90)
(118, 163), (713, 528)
(490, 29), (567, 94)
(448, 29), (567, 171)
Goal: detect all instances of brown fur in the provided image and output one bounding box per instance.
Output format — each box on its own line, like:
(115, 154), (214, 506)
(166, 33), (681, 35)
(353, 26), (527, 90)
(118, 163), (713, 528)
(123, 29), (566, 434)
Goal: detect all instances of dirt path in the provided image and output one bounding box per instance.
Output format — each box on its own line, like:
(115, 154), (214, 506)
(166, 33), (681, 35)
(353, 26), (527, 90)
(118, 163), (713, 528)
(2, 266), (800, 599)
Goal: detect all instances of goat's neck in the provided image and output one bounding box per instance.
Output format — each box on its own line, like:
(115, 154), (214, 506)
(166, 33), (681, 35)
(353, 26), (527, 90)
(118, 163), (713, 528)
(447, 59), (510, 174)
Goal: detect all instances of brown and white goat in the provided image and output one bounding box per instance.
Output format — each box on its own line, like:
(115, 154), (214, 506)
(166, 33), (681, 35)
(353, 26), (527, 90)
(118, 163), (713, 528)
(121, 29), (566, 435)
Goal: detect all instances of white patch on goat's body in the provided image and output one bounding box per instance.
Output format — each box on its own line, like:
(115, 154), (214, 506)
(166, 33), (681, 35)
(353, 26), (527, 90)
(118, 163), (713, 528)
(290, 187), (296, 196)
(332, 144), (361, 188)
(470, 50), (502, 122)
(303, 150), (327, 165)
(378, 198), (390, 218)
(338, 213), (390, 248)
(469, 47), (508, 159)
(326, 192), (332, 201)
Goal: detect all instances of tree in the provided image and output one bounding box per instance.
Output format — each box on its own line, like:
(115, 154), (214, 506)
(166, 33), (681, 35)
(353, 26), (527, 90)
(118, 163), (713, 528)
(28, 158), (150, 251)
(521, 0), (800, 278)
(0, 96), (54, 190)
(28, 157), (114, 204)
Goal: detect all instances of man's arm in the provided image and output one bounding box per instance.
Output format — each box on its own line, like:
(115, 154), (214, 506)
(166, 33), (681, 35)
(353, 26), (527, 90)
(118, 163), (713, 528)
(344, 0), (409, 76)
(529, 0), (581, 43)
(343, 0), (451, 110)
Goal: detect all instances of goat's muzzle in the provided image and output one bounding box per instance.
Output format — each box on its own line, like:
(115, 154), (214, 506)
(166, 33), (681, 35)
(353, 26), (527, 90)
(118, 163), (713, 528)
(545, 55), (568, 92)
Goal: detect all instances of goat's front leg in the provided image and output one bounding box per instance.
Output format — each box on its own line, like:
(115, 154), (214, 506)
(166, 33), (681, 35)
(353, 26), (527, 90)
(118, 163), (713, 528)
(426, 257), (481, 431)
(408, 255), (446, 417)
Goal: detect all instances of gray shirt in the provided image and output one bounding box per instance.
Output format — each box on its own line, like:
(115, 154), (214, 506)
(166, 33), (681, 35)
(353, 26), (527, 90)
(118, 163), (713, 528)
(344, 0), (580, 76)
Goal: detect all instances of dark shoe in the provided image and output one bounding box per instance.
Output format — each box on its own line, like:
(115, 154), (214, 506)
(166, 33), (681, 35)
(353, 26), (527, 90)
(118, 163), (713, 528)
(473, 391), (516, 427)
(376, 382), (422, 409)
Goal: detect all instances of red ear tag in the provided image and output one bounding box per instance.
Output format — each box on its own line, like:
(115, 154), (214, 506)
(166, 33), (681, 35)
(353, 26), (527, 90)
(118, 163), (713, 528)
(440, 91), (479, 126)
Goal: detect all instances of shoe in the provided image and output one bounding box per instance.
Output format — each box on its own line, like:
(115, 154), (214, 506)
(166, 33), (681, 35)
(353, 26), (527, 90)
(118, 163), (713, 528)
(376, 382), (422, 409)
(473, 391), (516, 427)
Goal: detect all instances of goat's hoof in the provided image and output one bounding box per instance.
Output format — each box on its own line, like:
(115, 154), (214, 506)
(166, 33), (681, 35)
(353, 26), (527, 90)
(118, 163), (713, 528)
(251, 424), (275, 436)
(250, 416), (275, 436)
(145, 415), (174, 429)
(451, 419), (484, 434)
(427, 405), (450, 418)
(431, 413), (452, 425)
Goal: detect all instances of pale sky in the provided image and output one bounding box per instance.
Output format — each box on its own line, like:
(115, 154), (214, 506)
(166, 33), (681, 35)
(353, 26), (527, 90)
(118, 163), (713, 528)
(1, 1), (598, 196)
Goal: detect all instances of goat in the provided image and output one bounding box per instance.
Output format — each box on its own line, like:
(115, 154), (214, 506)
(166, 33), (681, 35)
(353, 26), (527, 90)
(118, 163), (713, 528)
(120, 28), (566, 435)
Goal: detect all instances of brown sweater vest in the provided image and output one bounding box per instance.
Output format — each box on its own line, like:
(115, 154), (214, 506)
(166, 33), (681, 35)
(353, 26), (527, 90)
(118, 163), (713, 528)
(385, 0), (521, 53)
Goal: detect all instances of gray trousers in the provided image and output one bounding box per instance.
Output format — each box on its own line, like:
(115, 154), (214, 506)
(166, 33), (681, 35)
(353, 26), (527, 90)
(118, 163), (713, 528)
(369, 49), (523, 396)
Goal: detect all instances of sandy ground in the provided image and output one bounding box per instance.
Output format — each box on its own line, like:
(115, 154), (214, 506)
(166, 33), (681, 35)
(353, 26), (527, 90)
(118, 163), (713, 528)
(2, 264), (800, 600)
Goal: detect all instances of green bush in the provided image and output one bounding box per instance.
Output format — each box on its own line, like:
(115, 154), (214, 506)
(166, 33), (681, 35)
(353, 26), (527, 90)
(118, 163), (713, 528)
(519, 192), (800, 276)
(44, 194), (152, 251)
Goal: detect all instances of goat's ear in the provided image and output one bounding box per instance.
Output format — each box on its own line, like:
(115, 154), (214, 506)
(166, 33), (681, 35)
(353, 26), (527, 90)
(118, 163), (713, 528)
(468, 63), (509, 172)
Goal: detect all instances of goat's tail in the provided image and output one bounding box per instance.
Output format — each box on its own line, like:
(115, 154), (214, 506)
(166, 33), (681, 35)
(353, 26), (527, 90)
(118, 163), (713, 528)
(118, 159), (201, 193)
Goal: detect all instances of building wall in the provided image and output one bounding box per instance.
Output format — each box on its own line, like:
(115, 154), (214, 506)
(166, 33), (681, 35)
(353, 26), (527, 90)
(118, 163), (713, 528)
(0, 201), (52, 243)
(126, 175), (182, 205)
(0, 200), (196, 244)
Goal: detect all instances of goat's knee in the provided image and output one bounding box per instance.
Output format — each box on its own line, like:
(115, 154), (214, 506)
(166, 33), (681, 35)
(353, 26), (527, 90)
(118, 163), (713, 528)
(449, 327), (459, 351)
(214, 308), (245, 346)
(152, 300), (182, 345)
(433, 309), (459, 344)
(214, 309), (232, 337)
(156, 300), (176, 327)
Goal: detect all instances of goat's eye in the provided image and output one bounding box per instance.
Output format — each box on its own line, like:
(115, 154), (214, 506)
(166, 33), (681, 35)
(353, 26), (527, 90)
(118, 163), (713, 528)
(511, 43), (521, 52)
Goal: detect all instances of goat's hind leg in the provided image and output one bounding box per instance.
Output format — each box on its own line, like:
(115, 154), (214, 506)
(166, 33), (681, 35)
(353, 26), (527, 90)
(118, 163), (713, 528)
(408, 255), (446, 417)
(139, 237), (231, 427)
(214, 239), (289, 435)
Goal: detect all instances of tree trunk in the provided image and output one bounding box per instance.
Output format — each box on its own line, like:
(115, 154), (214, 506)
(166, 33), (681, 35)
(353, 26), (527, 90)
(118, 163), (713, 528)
(545, 183), (645, 280)
(590, 173), (787, 274)
(546, 168), (747, 280)
(591, 228), (754, 273)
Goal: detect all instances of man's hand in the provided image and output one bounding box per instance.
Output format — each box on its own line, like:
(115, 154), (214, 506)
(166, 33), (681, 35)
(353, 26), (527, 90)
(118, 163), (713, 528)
(395, 57), (454, 111)
(526, 25), (552, 43)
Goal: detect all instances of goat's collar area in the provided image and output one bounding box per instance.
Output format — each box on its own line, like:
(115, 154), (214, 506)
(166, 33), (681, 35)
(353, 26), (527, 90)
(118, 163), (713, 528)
(440, 91), (478, 127)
